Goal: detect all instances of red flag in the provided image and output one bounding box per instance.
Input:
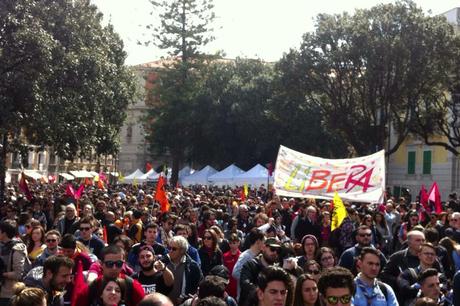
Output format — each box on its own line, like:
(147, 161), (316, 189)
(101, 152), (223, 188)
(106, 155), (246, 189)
(240, 188), (246, 201)
(428, 182), (442, 214)
(48, 175), (56, 184)
(71, 256), (87, 306)
(102, 226), (108, 244)
(146, 162), (153, 172)
(19, 174), (33, 201)
(420, 185), (429, 210)
(66, 183), (75, 199)
(155, 175), (170, 212)
(75, 184), (84, 200)
(84, 178), (92, 186)
(267, 163), (273, 176)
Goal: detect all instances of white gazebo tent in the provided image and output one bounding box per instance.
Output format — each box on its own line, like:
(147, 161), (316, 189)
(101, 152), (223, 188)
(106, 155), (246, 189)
(69, 170), (94, 179)
(181, 165), (217, 186)
(123, 169), (146, 184)
(139, 169), (158, 181)
(59, 173), (75, 181)
(23, 170), (44, 181)
(208, 164), (245, 187)
(233, 164), (273, 186)
(178, 166), (195, 183)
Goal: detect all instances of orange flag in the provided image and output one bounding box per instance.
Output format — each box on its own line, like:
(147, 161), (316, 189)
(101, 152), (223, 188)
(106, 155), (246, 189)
(97, 180), (104, 190)
(155, 175), (170, 212)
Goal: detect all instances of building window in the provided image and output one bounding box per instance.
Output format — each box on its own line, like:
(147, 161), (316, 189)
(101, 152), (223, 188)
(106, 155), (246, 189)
(423, 150), (432, 175)
(407, 151), (416, 175)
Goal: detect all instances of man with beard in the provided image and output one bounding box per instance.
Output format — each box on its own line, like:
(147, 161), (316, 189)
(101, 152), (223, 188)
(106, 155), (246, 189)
(132, 245), (174, 295)
(128, 223), (167, 272)
(24, 255), (74, 306)
(338, 225), (387, 274)
(239, 238), (281, 305)
(33, 230), (61, 267)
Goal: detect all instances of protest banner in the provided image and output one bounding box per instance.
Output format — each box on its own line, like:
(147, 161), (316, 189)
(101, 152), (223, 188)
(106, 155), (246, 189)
(274, 145), (385, 203)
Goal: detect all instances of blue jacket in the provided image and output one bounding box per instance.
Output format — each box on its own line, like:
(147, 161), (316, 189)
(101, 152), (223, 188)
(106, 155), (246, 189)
(352, 277), (398, 306)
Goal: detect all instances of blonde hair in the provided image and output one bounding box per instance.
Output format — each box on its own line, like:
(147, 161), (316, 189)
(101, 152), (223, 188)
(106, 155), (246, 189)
(11, 283), (46, 306)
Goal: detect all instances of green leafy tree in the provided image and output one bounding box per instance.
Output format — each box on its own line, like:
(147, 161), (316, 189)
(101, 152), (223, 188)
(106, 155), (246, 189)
(0, 0), (137, 201)
(284, 0), (458, 156)
(144, 0), (216, 186)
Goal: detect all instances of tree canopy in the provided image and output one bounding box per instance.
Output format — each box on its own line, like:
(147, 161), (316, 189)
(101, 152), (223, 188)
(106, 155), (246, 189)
(280, 0), (460, 156)
(0, 0), (137, 200)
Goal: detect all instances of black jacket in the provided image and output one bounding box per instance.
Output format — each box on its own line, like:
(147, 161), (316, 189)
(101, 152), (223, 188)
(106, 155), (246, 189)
(239, 255), (270, 305)
(198, 247), (223, 276)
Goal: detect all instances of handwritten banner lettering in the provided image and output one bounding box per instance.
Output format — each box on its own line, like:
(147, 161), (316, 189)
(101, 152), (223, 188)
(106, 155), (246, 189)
(274, 146), (385, 203)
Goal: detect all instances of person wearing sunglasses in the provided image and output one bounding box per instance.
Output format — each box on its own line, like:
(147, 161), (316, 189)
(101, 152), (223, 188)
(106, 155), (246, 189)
(162, 236), (202, 305)
(318, 266), (355, 306)
(75, 245), (145, 306)
(239, 238), (281, 305)
(77, 216), (105, 260)
(352, 247), (398, 306)
(33, 230), (61, 268)
(338, 225), (387, 274)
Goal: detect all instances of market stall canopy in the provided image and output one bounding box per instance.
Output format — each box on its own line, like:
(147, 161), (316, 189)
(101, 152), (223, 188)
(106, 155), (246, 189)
(89, 171), (99, 177)
(181, 165), (217, 186)
(179, 166), (195, 179)
(233, 164), (273, 186)
(69, 170), (94, 178)
(139, 169), (158, 181)
(208, 164), (245, 187)
(23, 170), (43, 181)
(59, 173), (74, 181)
(123, 169), (146, 184)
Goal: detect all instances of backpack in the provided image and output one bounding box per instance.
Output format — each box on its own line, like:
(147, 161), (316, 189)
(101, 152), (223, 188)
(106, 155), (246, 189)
(88, 276), (133, 306)
(377, 281), (388, 300)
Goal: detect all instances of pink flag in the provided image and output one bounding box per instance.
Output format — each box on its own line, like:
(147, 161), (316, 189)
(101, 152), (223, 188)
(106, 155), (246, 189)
(74, 184), (84, 200)
(428, 182), (442, 213)
(66, 184), (75, 199)
(99, 171), (107, 183)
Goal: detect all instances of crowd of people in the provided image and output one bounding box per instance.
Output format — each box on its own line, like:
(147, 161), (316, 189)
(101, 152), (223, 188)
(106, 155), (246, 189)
(1, 181), (460, 306)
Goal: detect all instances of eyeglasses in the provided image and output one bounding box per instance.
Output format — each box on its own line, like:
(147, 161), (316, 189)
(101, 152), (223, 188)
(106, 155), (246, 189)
(326, 294), (352, 305)
(358, 233), (372, 237)
(46, 239), (57, 243)
(307, 269), (320, 275)
(204, 236), (213, 240)
(103, 260), (124, 268)
(269, 246), (281, 253)
(80, 227), (91, 231)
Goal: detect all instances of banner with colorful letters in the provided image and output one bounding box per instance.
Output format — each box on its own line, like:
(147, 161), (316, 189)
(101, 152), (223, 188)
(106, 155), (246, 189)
(274, 145), (385, 203)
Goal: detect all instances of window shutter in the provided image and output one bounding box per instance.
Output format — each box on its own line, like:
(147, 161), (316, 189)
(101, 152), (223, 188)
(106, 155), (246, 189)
(408, 151), (416, 174)
(423, 151), (432, 175)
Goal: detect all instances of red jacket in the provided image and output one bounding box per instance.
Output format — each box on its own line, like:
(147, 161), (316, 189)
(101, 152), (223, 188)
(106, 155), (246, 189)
(223, 249), (241, 298)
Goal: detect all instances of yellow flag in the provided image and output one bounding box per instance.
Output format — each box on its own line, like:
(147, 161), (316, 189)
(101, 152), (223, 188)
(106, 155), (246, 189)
(243, 184), (248, 197)
(93, 174), (100, 182)
(118, 172), (124, 183)
(133, 178), (138, 186)
(331, 192), (347, 231)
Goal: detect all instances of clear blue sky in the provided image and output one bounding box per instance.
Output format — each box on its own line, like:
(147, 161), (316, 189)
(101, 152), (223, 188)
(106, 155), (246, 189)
(91, 0), (460, 65)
